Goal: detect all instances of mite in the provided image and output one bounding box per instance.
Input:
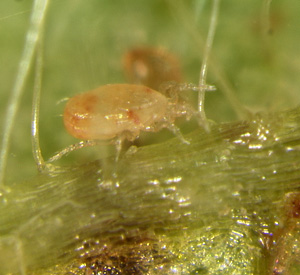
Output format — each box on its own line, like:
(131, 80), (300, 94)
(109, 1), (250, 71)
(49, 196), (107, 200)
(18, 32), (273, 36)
(123, 47), (182, 90)
(62, 83), (208, 160)
(64, 84), (170, 142)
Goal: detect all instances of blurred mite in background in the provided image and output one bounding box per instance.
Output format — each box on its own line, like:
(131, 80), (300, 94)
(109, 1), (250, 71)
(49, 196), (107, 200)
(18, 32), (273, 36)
(123, 46), (183, 91)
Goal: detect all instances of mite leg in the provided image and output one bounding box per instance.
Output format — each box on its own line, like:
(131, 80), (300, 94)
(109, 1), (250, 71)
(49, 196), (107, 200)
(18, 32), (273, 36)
(47, 140), (99, 163)
(114, 137), (124, 162)
(166, 122), (190, 145)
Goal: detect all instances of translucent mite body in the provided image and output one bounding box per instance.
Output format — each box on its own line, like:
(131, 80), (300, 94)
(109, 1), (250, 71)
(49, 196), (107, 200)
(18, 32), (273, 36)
(64, 84), (170, 142)
(63, 83), (203, 148)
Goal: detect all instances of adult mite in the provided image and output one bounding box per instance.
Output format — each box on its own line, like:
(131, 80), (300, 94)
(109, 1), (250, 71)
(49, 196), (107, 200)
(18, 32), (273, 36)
(49, 82), (215, 162)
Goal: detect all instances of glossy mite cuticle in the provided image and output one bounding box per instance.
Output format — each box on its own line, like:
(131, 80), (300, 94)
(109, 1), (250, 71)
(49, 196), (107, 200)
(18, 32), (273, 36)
(63, 83), (197, 146)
